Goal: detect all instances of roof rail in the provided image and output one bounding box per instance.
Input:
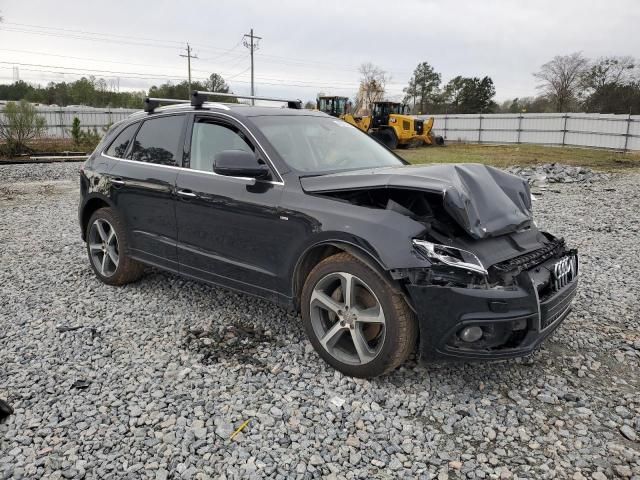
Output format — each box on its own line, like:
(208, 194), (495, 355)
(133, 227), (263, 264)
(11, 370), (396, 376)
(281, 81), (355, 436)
(144, 97), (189, 113)
(191, 91), (302, 109)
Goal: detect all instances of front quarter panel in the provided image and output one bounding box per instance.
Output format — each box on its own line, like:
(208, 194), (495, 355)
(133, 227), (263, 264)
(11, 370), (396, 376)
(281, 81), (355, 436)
(279, 188), (430, 285)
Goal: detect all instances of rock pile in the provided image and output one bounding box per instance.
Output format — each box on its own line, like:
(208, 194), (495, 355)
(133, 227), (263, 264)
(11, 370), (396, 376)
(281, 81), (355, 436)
(505, 163), (608, 185)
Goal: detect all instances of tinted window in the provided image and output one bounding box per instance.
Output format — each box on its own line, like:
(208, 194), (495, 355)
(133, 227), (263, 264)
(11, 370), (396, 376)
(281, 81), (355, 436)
(130, 115), (185, 166)
(105, 123), (138, 158)
(190, 120), (253, 172)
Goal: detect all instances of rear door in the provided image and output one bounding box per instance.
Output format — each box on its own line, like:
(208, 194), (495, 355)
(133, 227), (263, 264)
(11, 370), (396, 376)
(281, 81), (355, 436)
(108, 114), (187, 269)
(175, 114), (291, 297)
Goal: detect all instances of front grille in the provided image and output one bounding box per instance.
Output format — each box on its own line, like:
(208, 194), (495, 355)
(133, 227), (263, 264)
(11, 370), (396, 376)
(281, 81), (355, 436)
(492, 238), (565, 274)
(539, 276), (578, 330)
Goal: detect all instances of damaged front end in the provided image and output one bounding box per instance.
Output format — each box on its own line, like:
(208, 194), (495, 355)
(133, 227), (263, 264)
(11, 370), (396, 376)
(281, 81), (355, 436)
(301, 163), (579, 361)
(398, 235), (578, 361)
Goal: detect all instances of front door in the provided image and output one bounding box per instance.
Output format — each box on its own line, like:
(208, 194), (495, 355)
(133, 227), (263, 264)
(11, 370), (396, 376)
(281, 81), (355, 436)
(108, 114), (187, 269)
(175, 115), (289, 298)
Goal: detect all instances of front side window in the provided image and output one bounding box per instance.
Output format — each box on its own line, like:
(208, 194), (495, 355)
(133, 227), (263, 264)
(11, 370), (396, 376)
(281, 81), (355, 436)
(105, 123), (138, 158)
(190, 120), (253, 172)
(252, 115), (405, 173)
(130, 115), (185, 166)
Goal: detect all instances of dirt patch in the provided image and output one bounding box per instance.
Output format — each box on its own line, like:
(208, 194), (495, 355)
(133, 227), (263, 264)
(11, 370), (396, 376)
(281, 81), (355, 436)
(0, 181), (76, 204)
(183, 322), (283, 370)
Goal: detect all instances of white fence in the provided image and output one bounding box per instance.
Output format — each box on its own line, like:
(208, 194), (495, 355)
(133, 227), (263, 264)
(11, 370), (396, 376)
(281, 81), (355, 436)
(0, 105), (138, 138)
(419, 113), (640, 151)
(2, 105), (638, 151)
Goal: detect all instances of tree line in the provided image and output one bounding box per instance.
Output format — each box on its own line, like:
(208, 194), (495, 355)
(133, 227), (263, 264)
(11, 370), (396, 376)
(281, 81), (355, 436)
(1, 54), (639, 114)
(516, 53), (640, 114)
(0, 73), (236, 109)
(374, 53), (639, 116)
(353, 61), (497, 115)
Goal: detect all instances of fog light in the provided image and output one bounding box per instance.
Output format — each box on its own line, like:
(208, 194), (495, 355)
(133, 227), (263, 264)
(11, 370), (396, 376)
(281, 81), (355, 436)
(459, 326), (483, 343)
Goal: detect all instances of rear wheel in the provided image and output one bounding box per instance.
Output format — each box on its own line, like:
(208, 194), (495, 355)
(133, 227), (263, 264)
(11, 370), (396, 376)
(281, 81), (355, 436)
(301, 253), (417, 378)
(86, 208), (144, 286)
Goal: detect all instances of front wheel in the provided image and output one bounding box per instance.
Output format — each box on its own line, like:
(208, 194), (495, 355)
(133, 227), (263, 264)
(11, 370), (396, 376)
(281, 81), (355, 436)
(371, 129), (398, 150)
(301, 253), (417, 378)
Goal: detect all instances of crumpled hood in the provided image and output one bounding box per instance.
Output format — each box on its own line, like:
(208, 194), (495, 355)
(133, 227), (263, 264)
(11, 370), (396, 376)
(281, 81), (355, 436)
(300, 163), (533, 239)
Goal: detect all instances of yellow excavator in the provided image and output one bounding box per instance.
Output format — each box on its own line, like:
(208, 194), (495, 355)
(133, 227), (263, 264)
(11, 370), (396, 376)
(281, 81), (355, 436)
(316, 96), (443, 149)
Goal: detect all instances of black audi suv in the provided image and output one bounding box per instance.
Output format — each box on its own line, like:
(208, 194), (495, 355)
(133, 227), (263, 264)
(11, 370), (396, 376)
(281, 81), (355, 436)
(78, 92), (578, 378)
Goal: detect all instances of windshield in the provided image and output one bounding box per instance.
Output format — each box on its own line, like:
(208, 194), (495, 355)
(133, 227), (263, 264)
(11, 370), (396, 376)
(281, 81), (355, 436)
(252, 115), (405, 173)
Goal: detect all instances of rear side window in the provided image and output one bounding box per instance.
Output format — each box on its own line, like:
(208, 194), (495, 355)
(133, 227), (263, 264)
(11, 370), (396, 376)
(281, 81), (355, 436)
(130, 115), (185, 166)
(105, 123), (138, 158)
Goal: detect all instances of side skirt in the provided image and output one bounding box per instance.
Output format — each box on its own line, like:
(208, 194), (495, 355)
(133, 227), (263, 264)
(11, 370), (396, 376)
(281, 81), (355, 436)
(128, 253), (296, 310)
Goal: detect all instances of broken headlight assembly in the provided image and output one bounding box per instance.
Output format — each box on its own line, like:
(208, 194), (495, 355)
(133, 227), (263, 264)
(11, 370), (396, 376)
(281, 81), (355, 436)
(412, 239), (488, 276)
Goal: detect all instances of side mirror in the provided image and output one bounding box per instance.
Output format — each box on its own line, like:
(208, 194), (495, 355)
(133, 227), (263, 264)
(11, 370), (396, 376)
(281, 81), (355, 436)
(213, 150), (270, 179)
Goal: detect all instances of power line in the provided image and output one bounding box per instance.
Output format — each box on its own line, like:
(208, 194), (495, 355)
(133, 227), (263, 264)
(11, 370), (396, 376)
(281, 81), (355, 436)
(0, 27), (182, 50)
(0, 64), (349, 89)
(2, 22), (185, 46)
(0, 21), (412, 76)
(0, 47), (190, 71)
(197, 37), (244, 63)
(0, 61), (188, 80)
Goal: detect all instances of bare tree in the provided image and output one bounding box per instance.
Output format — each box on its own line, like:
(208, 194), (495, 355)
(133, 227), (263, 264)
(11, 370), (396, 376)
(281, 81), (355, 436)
(356, 63), (389, 114)
(534, 52), (589, 111)
(582, 56), (636, 91)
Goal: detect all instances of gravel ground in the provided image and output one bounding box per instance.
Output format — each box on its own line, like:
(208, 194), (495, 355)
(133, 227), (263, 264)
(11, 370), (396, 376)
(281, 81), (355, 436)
(1, 162), (639, 480)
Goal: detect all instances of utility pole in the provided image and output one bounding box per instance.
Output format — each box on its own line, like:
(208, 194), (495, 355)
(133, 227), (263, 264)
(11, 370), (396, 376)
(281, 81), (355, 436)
(179, 43), (198, 94)
(243, 28), (262, 105)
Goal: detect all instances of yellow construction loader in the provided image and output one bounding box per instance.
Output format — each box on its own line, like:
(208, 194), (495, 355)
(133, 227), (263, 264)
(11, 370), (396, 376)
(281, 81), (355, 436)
(353, 101), (443, 149)
(316, 96), (349, 117)
(317, 97), (443, 149)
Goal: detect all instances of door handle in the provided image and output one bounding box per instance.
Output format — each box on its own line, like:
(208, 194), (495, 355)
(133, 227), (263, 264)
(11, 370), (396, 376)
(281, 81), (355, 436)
(177, 189), (198, 198)
(111, 178), (126, 186)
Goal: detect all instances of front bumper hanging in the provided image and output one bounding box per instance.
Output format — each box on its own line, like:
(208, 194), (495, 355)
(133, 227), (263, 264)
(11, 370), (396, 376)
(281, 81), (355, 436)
(407, 252), (579, 362)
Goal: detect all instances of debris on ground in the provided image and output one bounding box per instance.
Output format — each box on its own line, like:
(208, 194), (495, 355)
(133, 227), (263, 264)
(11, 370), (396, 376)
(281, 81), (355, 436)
(70, 379), (91, 390)
(505, 163), (608, 185)
(0, 399), (13, 421)
(56, 324), (83, 332)
(184, 322), (281, 369)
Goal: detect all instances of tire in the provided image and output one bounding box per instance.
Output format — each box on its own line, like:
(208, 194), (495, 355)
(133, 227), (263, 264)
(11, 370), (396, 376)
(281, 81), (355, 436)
(301, 253), (417, 378)
(371, 129), (398, 150)
(85, 207), (144, 286)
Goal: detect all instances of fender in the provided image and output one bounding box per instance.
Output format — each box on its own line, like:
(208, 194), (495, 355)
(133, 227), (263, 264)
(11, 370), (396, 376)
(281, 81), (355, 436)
(290, 237), (415, 312)
(78, 191), (117, 240)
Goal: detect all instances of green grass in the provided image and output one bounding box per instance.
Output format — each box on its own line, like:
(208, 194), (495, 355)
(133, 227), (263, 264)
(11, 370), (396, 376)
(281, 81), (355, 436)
(398, 143), (640, 172)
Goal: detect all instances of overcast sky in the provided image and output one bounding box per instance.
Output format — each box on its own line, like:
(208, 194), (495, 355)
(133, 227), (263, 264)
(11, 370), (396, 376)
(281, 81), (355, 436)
(0, 0), (638, 103)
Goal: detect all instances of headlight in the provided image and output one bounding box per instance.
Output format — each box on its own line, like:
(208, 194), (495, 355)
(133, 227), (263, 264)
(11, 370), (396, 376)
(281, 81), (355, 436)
(412, 239), (488, 275)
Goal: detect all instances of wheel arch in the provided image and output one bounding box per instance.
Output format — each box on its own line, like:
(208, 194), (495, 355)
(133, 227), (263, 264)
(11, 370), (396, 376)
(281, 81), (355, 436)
(80, 194), (115, 241)
(291, 240), (409, 312)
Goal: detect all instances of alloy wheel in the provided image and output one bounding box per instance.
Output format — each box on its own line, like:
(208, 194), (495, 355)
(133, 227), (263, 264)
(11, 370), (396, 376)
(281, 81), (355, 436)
(309, 272), (386, 365)
(88, 218), (119, 277)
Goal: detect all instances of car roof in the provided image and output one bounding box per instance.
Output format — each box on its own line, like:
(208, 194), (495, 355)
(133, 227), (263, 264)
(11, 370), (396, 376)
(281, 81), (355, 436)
(128, 102), (329, 120)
